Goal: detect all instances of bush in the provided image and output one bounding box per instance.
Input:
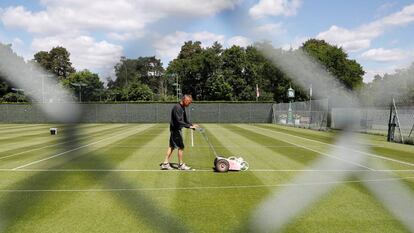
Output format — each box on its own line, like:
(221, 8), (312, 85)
(1, 92), (28, 102)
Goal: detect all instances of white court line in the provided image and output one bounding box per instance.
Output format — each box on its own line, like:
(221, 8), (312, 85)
(12, 125), (150, 170)
(240, 126), (375, 171)
(1, 168), (413, 172)
(256, 125), (414, 168)
(107, 145), (327, 149)
(0, 125), (129, 160)
(0, 176), (413, 192)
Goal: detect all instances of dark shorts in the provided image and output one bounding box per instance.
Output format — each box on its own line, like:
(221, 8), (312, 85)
(169, 130), (184, 149)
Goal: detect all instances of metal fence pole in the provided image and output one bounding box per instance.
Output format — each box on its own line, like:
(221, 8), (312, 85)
(156, 103), (158, 123)
(218, 103), (221, 123)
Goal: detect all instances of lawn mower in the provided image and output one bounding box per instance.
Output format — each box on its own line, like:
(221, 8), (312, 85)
(196, 128), (249, 172)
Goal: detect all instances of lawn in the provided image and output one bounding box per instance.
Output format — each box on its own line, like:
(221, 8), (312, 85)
(0, 123), (413, 233)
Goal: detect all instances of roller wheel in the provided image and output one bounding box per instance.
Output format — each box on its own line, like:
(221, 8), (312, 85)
(240, 161), (249, 171)
(215, 159), (229, 172)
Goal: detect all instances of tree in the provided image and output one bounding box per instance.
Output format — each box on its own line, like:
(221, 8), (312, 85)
(167, 41), (205, 100)
(221, 45), (248, 100)
(33, 46), (75, 80)
(136, 56), (165, 96)
(113, 56), (165, 98)
(198, 42), (223, 100)
(0, 43), (30, 101)
(301, 39), (364, 90)
(122, 81), (153, 101)
(362, 62), (414, 106)
(1, 92), (27, 102)
(205, 72), (233, 100)
(61, 70), (104, 102)
(0, 75), (11, 99)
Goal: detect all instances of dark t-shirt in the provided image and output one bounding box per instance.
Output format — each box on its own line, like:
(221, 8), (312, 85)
(170, 103), (192, 131)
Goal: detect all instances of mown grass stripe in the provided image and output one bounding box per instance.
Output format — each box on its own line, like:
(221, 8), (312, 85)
(256, 124), (336, 143)
(0, 176), (413, 192)
(12, 125), (154, 170)
(223, 124), (322, 166)
(0, 124), (51, 131)
(0, 125), (57, 136)
(0, 124), (102, 141)
(66, 125), (168, 169)
(253, 124), (414, 168)
(0, 124), (132, 161)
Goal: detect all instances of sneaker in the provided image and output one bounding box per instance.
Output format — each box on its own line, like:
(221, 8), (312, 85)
(178, 163), (192, 170)
(160, 163), (173, 170)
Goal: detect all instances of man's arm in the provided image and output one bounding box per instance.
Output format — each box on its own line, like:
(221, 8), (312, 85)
(183, 108), (199, 129)
(173, 106), (192, 128)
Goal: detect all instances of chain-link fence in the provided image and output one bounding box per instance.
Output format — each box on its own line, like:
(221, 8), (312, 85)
(0, 103), (273, 123)
(332, 106), (414, 142)
(272, 99), (329, 130)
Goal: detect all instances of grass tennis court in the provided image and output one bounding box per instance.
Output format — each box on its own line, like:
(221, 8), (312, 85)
(0, 123), (413, 232)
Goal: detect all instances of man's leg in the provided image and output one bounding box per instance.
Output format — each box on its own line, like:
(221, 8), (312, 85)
(163, 147), (174, 164)
(178, 148), (184, 165)
(178, 148), (192, 170)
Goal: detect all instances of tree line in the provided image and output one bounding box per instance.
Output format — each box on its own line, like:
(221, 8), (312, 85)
(1, 39), (410, 105)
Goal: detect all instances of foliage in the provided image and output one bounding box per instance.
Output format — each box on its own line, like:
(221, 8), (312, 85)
(167, 41), (206, 99)
(33, 46), (76, 80)
(1, 92), (27, 102)
(205, 72), (233, 100)
(61, 70), (104, 102)
(301, 39), (364, 90)
(0, 77), (10, 98)
(121, 81), (154, 101)
(1, 39), (376, 103)
(361, 62), (414, 106)
(113, 56), (166, 96)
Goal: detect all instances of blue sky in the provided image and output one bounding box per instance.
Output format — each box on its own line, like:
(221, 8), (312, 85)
(1, 0), (414, 82)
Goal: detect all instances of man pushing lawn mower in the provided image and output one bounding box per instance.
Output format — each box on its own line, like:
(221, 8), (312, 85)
(160, 94), (199, 170)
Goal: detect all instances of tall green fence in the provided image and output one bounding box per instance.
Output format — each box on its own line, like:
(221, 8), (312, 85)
(332, 107), (414, 140)
(0, 103), (273, 123)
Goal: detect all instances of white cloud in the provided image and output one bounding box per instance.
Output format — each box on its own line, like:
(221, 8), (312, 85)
(249, 0), (302, 19)
(361, 48), (408, 62)
(149, 0), (241, 17)
(107, 32), (146, 41)
(281, 36), (309, 50)
(363, 60), (414, 83)
(255, 23), (286, 37)
(1, 3), (156, 36)
(154, 31), (255, 64)
(0, 0), (241, 77)
(10, 37), (31, 60)
(364, 66), (398, 82)
(317, 25), (373, 52)
(375, 2), (396, 18)
(153, 31), (225, 64)
(316, 4), (414, 52)
(1, 0), (240, 37)
(226, 36), (252, 47)
(32, 35), (123, 78)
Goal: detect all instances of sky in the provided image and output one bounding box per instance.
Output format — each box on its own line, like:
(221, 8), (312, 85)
(0, 0), (414, 83)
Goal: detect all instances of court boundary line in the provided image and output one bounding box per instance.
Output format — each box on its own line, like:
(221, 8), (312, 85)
(0, 176), (413, 192)
(11, 125), (153, 170)
(1, 168), (413, 172)
(254, 125), (414, 168)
